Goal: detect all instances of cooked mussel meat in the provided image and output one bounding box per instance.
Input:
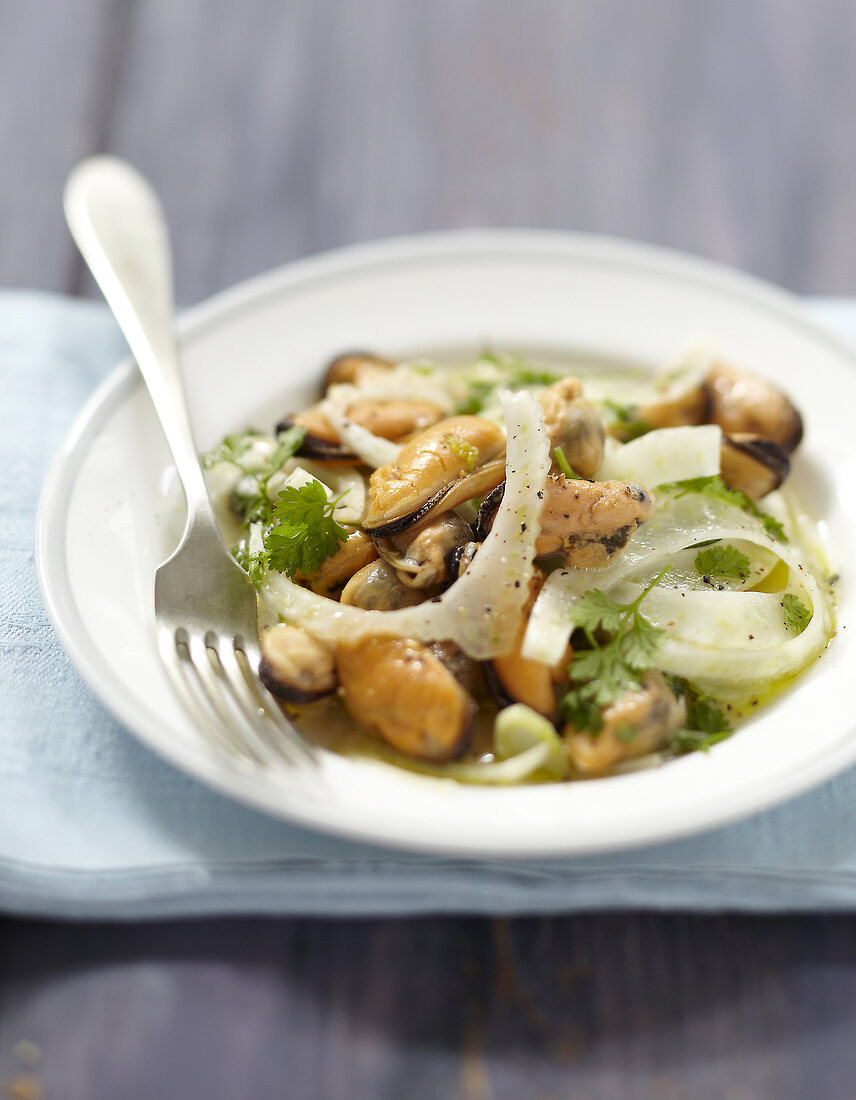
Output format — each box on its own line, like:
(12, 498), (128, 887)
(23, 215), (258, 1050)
(277, 397), (445, 464)
(337, 635), (476, 760)
(322, 351), (394, 392)
(563, 670), (685, 774)
(339, 559), (430, 610)
(704, 362), (803, 452)
(373, 511), (475, 589)
(362, 416), (507, 537)
(259, 624), (338, 704)
(538, 378), (605, 477)
(478, 475), (654, 569)
(295, 528), (377, 596)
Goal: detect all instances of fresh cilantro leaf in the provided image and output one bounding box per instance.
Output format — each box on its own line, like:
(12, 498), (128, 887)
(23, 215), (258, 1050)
(782, 593), (811, 634)
(663, 675), (734, 755)
(568, 644), (642, 706)
(262, 480), (349, 577)
(568, 589), (628, 636)
(669, 727), (734, 754)
(560, 692), (603, 734)
(657, 475), (786, 543)
(620, 611), (666, 668)
(561, 570), (669, 723)
(694, 543), (752, 581)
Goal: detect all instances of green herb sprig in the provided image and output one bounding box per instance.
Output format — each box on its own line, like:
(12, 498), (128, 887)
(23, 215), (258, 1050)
(601, 399), (652, 441)
(665, 675), (734, 754)
(262, 480), (350, 578)
(656, 475), (786, 543)
(560, 570), (669, 733)
(694, 543), (751, 582)
(203, 426), (306, 525)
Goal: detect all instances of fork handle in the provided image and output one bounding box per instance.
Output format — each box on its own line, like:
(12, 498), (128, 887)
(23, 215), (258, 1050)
(64, 156), (214, 521)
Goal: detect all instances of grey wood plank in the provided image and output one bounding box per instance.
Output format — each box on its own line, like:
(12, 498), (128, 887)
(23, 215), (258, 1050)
(5, 0), (856, 296)
(3, 913), (856, 1100)
(83, 0), (856, 302)
(0, 0), (135, 293)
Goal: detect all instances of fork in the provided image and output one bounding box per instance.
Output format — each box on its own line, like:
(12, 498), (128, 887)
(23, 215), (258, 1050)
(64, 156), (317, 770)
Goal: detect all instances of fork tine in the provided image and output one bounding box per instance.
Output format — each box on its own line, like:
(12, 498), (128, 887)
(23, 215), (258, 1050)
(184, 631), (289, 769)
(217, 637), (316, 768)
(234, 639), (319, 767)
(158, 627), (262, 768)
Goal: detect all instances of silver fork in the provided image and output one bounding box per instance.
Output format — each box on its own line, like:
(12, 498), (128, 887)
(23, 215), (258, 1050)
(64, 156), (316, 770)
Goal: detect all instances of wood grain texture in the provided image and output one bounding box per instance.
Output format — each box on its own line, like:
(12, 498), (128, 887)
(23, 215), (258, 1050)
(3, 913), (856, 1100)
(4, 0), (856, 298)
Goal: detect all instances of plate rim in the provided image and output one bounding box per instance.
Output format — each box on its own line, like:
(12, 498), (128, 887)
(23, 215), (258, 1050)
(35, 227), (856, 858)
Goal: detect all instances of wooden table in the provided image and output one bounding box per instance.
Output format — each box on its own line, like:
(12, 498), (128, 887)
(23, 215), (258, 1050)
(3, 3), (856, 1096)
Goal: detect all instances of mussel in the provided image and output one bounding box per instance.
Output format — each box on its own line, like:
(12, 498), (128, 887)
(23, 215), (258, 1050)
(372, 511), (475, 589)
(704, 362), (803, 453)
(538, 378), (605, 477)
(362, 416), (507, 537)
(563, 670), (685, 774)
(478, 475), (655, 569)
(339, 560), (431, 610)
(337, 635), (476, 760)
(719, 434), (790, 500)
(321, 351), (394, 392)
(259, 624), (338, 703)
(295, 529), (377, 596)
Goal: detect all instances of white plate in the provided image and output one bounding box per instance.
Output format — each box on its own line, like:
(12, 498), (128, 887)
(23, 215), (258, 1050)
(37, 230), (856, 857)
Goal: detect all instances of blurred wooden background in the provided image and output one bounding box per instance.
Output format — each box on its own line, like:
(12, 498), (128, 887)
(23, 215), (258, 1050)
(4, 2), (856, 1098)
(5, 0), (856, 302)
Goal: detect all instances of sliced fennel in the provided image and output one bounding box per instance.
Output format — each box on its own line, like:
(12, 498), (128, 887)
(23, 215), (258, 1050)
(494, 704), (568, 778)
(595, 424), (722, 486)
(318, 376), (456, 469)
(381, 742), (557, 786)
(522, 486), (829, 699)
(318, 397), (401, 468)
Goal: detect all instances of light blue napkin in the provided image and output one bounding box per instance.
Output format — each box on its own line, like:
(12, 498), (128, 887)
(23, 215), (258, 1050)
(3, 289), (856, 919)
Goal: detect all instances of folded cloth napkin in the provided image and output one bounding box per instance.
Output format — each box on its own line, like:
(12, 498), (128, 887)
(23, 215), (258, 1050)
(3, 289), (856, 920)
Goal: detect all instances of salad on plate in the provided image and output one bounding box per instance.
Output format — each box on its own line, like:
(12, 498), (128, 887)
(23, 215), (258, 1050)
(200, 345), (834, 784)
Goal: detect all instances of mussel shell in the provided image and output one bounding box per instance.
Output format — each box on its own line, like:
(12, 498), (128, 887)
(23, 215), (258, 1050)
(274, 414), (360, 464)
(720, 434), (790, 500)
(475, 482), (506, 541)
(258, 624), (338, 704)
(372, 511), (475, 588)
(321, 351), (393, 393)
(259, 660), (333, 705)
